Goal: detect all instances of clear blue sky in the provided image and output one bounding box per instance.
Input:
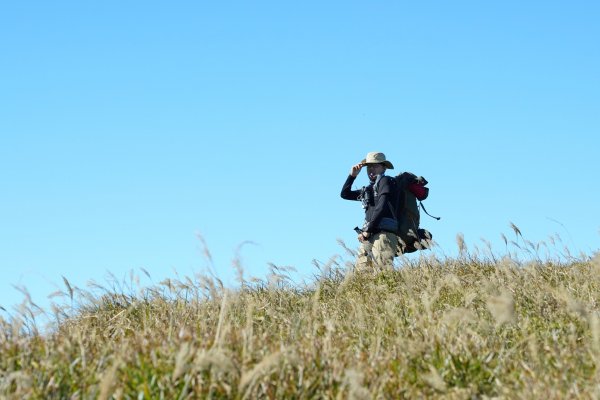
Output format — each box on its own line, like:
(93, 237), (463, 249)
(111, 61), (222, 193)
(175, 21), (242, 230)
(1, 1), (599, 315)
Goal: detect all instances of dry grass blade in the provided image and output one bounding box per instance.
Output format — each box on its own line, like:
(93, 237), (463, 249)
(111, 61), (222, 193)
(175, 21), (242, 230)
(487, 289), (515, 326)
(173, 342), (193, 380)
(509, 221), (522, 238)
(501, 233), (508, 247)
(456, 233), (466, 254)
(195, 231), (214, 265)
(239, 351), (283, 397)
(423, 365), (447, 393)
(140, 267), (151, 279)
(62, 276), (74, 302)
(98, 359), (122, 400)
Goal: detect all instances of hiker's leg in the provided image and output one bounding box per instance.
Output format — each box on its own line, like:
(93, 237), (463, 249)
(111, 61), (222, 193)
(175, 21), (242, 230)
(372, 232), (397, 270)
(355, 240), (373, 272)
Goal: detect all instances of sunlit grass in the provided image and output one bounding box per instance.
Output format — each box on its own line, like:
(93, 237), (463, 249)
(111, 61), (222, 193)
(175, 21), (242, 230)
(1, 227), (599, 398)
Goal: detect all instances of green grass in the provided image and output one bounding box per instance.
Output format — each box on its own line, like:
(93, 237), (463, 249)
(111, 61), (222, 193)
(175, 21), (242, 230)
(2, 237), (600, 399)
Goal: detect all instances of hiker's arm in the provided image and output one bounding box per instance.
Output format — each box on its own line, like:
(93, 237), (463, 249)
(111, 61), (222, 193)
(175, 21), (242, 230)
(349, 163), (363, 177)
(340, 175), (360, 200)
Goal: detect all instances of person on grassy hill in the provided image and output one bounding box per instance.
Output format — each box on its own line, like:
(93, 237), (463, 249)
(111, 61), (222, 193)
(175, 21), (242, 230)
(341, 152), (400, 272)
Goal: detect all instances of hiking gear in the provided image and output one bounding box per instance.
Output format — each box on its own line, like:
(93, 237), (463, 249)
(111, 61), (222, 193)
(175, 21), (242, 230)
(359, 185), (374, 209)
(361, 152), (394, 169)
(378, 217), (400, 233)
(390, 172), (440, 254)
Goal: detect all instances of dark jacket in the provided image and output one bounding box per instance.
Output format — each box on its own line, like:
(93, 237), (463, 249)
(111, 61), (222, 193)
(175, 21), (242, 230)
(341, 174), (398, 233)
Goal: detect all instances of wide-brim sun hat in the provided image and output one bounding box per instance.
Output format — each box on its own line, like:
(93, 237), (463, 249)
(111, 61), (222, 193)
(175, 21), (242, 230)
(361, 152), (394, 169)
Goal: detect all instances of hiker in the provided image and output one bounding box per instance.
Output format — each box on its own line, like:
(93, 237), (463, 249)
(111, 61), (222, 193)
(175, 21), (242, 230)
(341, 152), (400, 271)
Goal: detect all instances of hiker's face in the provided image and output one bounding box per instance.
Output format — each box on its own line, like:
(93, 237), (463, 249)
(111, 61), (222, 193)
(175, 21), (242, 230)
(367, 164), (385, 181)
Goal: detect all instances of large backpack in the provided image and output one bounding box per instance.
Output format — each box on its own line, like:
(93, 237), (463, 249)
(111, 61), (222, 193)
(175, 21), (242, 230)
(391, 172), (440, 254)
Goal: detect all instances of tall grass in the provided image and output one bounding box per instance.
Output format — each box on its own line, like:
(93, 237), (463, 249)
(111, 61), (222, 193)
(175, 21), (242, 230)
(1, 231), (599, 399)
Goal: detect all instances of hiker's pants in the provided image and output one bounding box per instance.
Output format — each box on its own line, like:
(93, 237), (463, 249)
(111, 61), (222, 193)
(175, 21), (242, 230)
(355, 231), (399, 272)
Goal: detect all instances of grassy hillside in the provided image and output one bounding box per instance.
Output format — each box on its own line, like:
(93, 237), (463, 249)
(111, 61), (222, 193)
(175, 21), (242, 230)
(1, 241), (600, 399)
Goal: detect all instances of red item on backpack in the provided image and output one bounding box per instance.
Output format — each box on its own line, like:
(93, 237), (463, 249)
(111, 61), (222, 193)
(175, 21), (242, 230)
(407, 182), (429, 201)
